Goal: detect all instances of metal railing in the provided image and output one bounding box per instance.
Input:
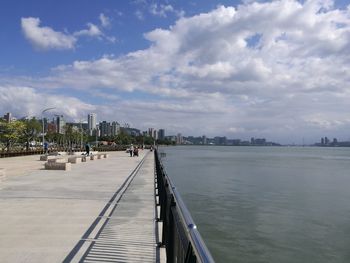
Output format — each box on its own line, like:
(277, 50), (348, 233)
(155, 150), (215, 263)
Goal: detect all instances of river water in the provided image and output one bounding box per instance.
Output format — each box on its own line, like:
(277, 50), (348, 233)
(160, 146), (350, 263)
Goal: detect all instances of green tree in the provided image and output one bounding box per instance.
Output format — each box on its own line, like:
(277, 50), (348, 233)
(21, 118), (42, 151)
(115, 131), (133, 145)
(0, 120), (25, 151)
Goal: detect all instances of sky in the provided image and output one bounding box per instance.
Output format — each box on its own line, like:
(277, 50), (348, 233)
(1, 0), (350, 144)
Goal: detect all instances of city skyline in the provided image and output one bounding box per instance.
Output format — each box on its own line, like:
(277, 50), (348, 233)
(3, 110), (348, 146)
(1, 0), (350, 143)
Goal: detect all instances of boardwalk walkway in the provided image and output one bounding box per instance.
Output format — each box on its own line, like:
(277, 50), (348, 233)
(0, 150), (159, 263)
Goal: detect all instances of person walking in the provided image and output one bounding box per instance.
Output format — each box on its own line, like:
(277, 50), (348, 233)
(133, 146), (139, 157)
(130, 144), (134, 157)
(85, 142), (90, 156)
(44, 141), (49, 155)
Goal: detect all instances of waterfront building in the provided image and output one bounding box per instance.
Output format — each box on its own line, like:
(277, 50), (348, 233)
(325, 137), (329, 145)
(88, 113), (97, 136)
(177, 133), (183, 145)
(99, 121), (111, 137)
(43, 118), (48, 133)
(148, 128), (154, 138)
(111, 121), (120, 136)
(122, 127), (141, 136)
(56, 115), (65, 134)
(3, 112), (12, 122)
(214, 136), (227, 145)
(153, 129), (158, 140)
(47, 121), (56, 133)
(158, 129), (165, 140)
(202, 135), (207, 145)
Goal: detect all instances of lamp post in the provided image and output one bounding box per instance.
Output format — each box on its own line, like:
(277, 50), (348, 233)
(79, 119), (85, 150)
(41, 107), (56, 152)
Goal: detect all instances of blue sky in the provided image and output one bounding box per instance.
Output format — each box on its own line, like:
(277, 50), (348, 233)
(1, 0), (350, 143)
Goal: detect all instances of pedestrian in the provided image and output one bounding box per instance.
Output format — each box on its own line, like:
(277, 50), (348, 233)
(44, 141), (48, 155)
(133, 147), (139, 157)
(130, 144), (134, 157)
(85, 142), (90, 156)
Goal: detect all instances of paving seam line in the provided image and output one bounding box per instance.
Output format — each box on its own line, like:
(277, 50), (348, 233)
(62, 152), (149, 263)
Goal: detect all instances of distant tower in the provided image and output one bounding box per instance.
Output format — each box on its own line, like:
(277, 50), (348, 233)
(202, 135), (207, 145)
(325, 137), (329, 145)
(177, 133), (183, 145)
(148, 128), (154, 138)
(158, 129), (165, 140)
(88, 113), (97, 136)
(3, 112), (12, 122)
(56, 115), (65, 134)
(99, 121), (111, 137)
(111, 121), (120, 136)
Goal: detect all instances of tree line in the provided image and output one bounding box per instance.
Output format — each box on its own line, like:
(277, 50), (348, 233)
(0, 118), (174, 152)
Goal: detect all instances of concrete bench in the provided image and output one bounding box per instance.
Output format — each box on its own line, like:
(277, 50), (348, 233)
(82, 156), (90, 162)
(40, 155), (59, 161)
(44, 162), (71, 171)
(47, 158), (67, 163)
(68, 156), (82, 164)
(96, 153), (109, 159)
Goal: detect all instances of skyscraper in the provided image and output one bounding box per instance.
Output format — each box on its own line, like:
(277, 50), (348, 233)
(88, 113), (97, 136)
(177, 133), (183, 145)
(148, 128), (154, 138)
(56, 115), (65, 134)
(158, 129), (165, 140)
(111, 121), (120, 136)
(99, 121), (110, 137)
(3, 112), (11, 122)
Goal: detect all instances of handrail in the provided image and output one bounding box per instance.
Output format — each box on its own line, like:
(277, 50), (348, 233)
(155, 149), (215, 263)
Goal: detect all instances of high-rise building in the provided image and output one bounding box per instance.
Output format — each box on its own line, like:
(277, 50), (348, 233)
(88, 113), (97, 136)
(111, 121), (120, 136)
(202, 135), (207, 145)
(158, 129), (165, 140)
(56, 115), (65, 134)
(177, 133), (183, 145)
(43, 118), (48, 133)
(3, 112), (12, 122)
(153, 129), (158, 140)
(148, 128), (154, 138)
(99, 121), (111, 137)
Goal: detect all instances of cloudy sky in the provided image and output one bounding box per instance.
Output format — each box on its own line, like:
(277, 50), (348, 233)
(1, 0), (350, 144)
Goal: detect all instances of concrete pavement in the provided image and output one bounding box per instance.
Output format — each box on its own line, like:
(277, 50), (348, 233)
(0, 150), (157, 262)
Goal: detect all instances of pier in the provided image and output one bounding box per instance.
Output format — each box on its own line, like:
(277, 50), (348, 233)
(0, 150), (214, 263)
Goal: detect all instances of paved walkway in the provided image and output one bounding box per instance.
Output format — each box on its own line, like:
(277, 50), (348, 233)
(0, 150), (159, 263)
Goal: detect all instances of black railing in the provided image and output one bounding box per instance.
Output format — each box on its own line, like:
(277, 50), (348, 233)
(155, 150), (215, 263)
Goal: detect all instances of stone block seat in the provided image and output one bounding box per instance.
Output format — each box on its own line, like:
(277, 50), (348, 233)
(68, 156), (82, 164)
(44, 162), (71, 171)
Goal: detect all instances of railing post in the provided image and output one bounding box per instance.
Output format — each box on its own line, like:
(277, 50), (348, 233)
(154, 149), (215, 263)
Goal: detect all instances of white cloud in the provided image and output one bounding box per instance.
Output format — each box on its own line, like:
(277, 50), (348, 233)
(21, 17), (76, 50)
(74, 23), (103, 38)
(0, 86), (95, 119)
(135, 10), (145, 20)
(12, 1), (350, 142)
(99, 13), (111, 28)
(21, 16), (116, 51)
(149, 3), (185, 18)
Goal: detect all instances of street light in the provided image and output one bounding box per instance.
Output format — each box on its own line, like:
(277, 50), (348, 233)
(41, 107), (56, 152)
(79, 119), (85, 150)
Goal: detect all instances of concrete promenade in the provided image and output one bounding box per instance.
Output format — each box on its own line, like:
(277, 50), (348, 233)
(0, 150), (160, 262)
